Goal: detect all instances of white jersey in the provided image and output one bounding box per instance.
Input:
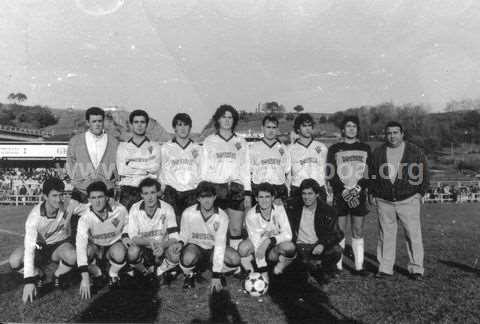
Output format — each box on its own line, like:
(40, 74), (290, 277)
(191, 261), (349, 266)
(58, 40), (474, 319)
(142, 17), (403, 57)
(160, 139), (201, 192)
(179, 204), (229, 273)
(200, 133), (251, 192)
(245, 204), (292, 267)
(117, 137), (161, 187)
(24, 202), (74, 279)
(288, 139), (328, 187)
(76, 203), (128, 268)
(250, 140), (291, 185)
(126, 200), (179, 242)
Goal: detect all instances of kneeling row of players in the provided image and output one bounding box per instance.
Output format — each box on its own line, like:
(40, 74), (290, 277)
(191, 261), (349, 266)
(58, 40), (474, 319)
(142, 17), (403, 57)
(10, 177), (342, 303)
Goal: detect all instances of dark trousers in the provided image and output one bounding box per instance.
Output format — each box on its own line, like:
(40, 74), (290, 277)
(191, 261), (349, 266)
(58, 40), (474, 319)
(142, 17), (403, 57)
(296, 243), (342, 273)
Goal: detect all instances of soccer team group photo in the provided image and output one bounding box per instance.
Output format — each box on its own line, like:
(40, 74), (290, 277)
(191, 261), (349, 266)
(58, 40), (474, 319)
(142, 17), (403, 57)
(1, 1), (480, 323)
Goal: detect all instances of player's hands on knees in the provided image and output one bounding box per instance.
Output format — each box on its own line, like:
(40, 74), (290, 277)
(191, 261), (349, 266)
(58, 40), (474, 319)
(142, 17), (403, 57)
(22, 283), (36, 304)
(122, 237), (135, 248)
(312, 244), (324, 256)
(151, 241), (164, 257)
(210, 278), (223, 293)
(79, 276), (91, 300)
(170, 242), (183, 255)
(256, 240), (270, 260)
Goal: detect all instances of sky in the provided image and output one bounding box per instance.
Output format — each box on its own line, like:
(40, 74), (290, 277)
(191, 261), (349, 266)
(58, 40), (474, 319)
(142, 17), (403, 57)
(1, 0), (480, 131)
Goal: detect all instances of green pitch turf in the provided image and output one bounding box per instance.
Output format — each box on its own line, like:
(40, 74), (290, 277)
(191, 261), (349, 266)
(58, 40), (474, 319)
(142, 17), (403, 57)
(0, 204), (479, 323)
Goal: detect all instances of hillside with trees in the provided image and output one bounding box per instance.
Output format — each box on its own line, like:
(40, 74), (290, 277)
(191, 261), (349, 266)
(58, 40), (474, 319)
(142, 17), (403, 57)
(0, 102), (171, 142)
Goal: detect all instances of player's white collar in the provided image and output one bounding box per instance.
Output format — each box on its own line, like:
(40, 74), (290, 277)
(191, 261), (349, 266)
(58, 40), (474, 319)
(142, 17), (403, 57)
(128, 136), (150, 148)
(295, 138), (313, 148)
(40, 201), (64, 219)
(216, 131), (236, 142)
(172, 137), (193, 150)
(261, 138), (280, 148)
(139, 199), (162, 210)
(89, 203), (114, 222)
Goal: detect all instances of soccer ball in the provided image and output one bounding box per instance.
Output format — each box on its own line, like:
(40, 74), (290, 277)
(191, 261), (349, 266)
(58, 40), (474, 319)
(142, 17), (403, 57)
(243, 272), (269, 297)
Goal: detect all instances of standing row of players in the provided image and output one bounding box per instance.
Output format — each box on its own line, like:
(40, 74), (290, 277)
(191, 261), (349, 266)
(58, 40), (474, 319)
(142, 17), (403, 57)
(10, 105), (377, 303)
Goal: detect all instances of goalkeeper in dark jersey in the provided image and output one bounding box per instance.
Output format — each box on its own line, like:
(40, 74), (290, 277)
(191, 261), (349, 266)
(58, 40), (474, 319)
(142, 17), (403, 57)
(327, 116), (371, 276)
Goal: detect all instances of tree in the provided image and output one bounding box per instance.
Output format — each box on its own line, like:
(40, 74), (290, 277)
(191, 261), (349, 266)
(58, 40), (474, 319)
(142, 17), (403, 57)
(7, 93), (16, 102)
(7, 92), (28, 104)
(262, 101), (279, 114)
(16, 93), (27, 103)
(293, 105), (304, 113)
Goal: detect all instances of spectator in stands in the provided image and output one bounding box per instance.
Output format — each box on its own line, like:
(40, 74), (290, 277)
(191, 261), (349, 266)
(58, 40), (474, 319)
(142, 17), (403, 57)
(19, 185), (27, 196)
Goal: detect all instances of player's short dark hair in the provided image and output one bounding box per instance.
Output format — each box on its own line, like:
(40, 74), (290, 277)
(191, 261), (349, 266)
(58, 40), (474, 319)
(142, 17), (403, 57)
(129, 109), (150, 125)
(255, 183), (275, 197)
(294, 113), (315, 134)
(341, 115), (360, 136)
(385, 121), (403, 133)
(138, 178), (161, 192)
(42, 177), (65, 195)
(196, 181), (216, 197)
(299, 178), (321, 194)
(172, 113), (192, 128)
(85, 107), (105, 121)
(87, 181), (108, 197)
(212, 105), (239, 130)
(262, 114), (279, 126)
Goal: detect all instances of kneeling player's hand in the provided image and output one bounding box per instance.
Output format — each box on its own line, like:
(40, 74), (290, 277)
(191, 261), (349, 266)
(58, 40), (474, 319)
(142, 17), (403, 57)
(122, 237), (134, 248)
(152, 241), (164, 256)
(79, 277), (91, 300)
(256, 240), (270, 260)
(210, 278), (223, 293)
(22, 283), (36, 304)
(312, 244), (324, 256)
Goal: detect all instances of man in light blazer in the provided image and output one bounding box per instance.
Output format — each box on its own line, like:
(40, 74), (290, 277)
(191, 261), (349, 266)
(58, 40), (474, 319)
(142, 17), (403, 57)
(66, 107), (119, 234)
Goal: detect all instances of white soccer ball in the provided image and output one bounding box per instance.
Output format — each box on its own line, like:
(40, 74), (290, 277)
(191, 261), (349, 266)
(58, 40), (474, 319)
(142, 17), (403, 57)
(243, 272), (269, 297)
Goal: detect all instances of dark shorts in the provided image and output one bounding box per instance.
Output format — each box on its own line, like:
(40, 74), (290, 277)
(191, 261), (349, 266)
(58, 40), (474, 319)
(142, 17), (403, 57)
(163, 185), (198, 224)
(333, 191), (369, 217)
(290, 185), (327, 203)
(252, 183), (288, 202)
(119, 185), (142, 211)
(138, 247), (163, 267)
(90, 240), (124, 262)
(209, 182), (245, 211)
(35, 239), (71, 266)
(182, 243), (234, 271)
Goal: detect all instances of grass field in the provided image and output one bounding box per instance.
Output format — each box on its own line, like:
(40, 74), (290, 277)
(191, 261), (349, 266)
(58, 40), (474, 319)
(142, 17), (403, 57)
(0, 203), (479, 323)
